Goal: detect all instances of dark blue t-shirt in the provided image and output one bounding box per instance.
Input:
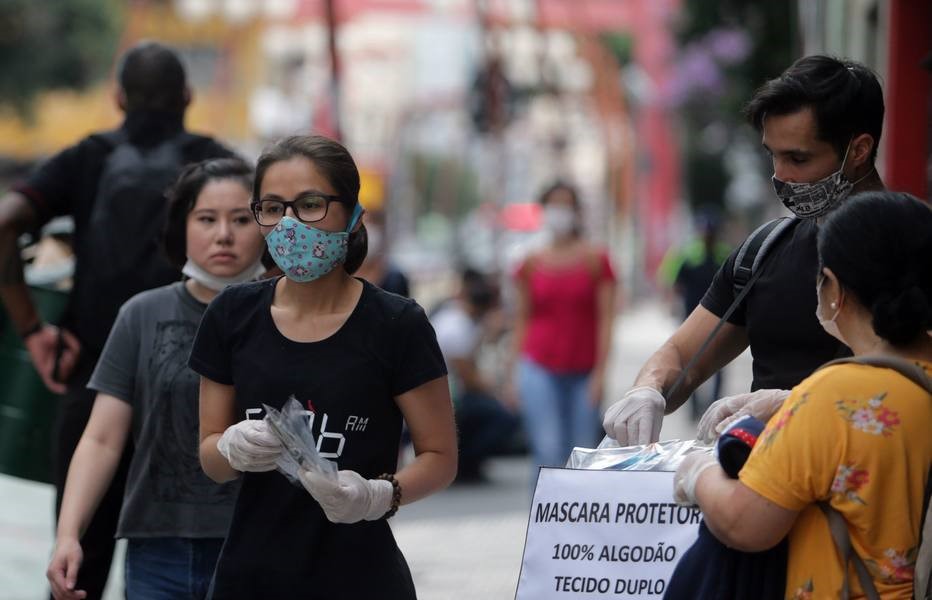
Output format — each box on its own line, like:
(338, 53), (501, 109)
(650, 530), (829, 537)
(188, 277), (446, 599)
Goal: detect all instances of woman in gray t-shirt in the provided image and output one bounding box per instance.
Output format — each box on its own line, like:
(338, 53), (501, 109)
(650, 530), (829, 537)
(47, 158), (267, 600)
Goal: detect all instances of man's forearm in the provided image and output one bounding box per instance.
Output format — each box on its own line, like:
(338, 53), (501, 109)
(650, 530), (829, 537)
(0, 229), (39, 335)
(633, 340), (695, 413)
(0, 192), (40, 335)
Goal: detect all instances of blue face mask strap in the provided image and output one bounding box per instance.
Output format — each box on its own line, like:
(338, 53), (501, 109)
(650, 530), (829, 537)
(346, 203), (364, 233)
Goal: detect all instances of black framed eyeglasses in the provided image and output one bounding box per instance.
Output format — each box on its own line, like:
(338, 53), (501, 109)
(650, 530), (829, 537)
(251, 193), (345, 226)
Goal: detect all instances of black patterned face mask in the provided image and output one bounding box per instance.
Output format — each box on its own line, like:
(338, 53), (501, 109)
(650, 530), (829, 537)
(771, 143), (856, 219)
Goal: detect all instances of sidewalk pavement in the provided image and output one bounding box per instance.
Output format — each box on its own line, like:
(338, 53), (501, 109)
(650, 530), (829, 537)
(0, 301), (752, 600)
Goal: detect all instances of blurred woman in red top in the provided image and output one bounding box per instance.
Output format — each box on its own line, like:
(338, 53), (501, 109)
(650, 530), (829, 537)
(511, 182), (617, 469)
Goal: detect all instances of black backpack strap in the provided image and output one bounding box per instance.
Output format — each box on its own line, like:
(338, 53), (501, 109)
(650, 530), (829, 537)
(732, 216), (799, 296)
(664, 216), (798, 401)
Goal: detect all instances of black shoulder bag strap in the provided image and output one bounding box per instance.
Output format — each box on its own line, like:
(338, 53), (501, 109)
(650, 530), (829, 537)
(665, 216), (799, 401)
(816, 356), (932, 600)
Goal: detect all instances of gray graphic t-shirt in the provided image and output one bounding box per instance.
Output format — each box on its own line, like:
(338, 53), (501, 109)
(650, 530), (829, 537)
(89, 281), (238, 538)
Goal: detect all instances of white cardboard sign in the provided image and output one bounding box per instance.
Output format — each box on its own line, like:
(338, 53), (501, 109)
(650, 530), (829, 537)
(516, 468), (701, 599)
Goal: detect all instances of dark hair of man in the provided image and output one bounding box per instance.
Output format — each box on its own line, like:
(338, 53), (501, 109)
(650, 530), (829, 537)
(745, 55), (884, 163)
(817, 191), (932, 346)
(162, 158), (255, 269)
(118, 40), (188, 113)
(254, 135), (367, 274)
(461, 267), (497, 314)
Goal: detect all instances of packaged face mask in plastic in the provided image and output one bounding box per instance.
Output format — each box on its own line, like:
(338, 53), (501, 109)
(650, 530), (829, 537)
(263, 398), (338, 485)
(567, 438), (713, 472)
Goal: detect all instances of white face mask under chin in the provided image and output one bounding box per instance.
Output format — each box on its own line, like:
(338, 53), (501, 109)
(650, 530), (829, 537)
(182, 259), (266, 292)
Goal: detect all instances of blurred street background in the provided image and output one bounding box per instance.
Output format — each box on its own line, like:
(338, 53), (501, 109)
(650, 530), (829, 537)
(0, 0), (928, 598)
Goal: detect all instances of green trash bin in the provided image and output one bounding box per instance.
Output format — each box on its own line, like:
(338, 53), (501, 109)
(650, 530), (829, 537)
(0, 286), (69, 483)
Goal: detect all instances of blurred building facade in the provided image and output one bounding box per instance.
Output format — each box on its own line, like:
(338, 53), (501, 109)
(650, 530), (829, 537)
(798, 0), (930, 201)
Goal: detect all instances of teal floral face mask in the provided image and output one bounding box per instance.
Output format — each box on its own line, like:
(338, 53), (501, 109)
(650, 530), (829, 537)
(265, 204), (363, 282)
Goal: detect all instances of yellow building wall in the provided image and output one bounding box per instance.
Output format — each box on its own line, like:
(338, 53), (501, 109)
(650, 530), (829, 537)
(0, 5), (262, 160)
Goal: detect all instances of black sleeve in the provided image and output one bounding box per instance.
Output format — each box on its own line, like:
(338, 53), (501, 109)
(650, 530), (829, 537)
(12, 145), (84, 226)
(699, 245), (746, 326)
(390, 303), (448, 396)
(189, 290), (234, 385)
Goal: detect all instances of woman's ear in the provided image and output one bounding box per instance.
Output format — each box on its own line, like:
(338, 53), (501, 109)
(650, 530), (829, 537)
(820, 267), (845, 309)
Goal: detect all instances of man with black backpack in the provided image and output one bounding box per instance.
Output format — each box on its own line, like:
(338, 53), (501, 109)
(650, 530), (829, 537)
(0, 41), (234, 597)
(602, 55), (886, 447)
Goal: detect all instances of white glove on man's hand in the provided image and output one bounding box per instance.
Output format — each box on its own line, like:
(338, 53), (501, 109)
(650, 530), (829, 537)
(602, 386), (666, 446)
(673, 452), (717, 506)
(217, 420), (283, 472)
(299, 469), (394, 524)
(696, 388), (790, 443)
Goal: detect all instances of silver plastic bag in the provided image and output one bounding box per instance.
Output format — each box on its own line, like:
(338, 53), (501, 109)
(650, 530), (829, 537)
(263, 397), (339, 485)
(566, 438), (713, 472)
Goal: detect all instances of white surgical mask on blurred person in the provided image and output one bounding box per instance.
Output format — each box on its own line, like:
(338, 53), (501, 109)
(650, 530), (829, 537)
(542, 205), (576, 237)
(182, 258), (266, 292)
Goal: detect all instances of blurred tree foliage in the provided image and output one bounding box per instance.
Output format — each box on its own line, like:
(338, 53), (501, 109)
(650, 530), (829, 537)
(676, 0), (797, 211)
(0, 0), (121, 119)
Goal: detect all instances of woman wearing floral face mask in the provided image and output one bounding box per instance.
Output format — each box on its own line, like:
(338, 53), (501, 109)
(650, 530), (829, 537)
(672, 191), (932, 599)
(189, 135), (456, 599)
(509, 181), (617, 472)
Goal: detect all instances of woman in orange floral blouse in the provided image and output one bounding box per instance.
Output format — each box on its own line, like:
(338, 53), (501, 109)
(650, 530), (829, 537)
(673, 191), (932, 599)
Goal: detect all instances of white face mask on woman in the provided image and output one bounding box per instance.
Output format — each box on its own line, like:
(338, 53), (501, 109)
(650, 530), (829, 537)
(542, 205), (577, 237)
(816, 274), (846, 344)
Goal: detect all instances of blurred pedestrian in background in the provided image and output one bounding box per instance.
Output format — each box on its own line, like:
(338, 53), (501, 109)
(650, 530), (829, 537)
(46, 158), (265, 600)
(657, 209), (731, 419)
(0, 40), (234, 598)
(509, 181), (617, 469)
(355, 208), (410, 297)
(191, 135), (457, 599)
(432, 267), (519, 483)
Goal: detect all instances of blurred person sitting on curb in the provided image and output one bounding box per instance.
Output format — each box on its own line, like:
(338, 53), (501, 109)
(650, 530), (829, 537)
(0, 40), (235, 598)
(47, 159), (265, 600)
(354, 208), (410, 296)
(672, 191), (932, 599)
(603, 55), (885, 448)
(432, 267), (520, 483)
(656, 208), (732, 420)
(510, 181), (617, 470)
(191, 135), (457, 599)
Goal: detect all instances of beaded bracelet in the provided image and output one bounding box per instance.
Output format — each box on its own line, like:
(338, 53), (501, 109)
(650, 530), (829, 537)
(377, 473), (402, 519)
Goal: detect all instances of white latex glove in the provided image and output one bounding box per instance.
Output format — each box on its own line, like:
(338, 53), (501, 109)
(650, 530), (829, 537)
(602, 386), (666, 446)
(217, 420), (283, 472)
(673, 452), (718, 506)
(299, 469), (394, 524)
(696, 388), (791, 443)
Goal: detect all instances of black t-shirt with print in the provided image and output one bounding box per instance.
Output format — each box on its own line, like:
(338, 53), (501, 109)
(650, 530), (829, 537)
(701, 217), (850, 391)
(189, 277), (447, 599)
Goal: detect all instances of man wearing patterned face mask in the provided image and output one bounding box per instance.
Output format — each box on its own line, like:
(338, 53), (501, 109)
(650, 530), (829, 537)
(603, 55), (887, 448)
